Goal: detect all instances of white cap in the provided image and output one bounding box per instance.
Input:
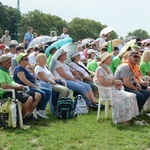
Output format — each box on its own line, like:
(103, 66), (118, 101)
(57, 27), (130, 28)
(87, 49), (97, 54)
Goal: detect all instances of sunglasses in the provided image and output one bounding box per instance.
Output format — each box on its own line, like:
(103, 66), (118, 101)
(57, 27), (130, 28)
(21, 58), (28, 61)
(130, 55), (140, 59)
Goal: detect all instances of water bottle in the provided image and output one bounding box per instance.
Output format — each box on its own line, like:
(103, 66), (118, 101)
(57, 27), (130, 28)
(8, 101), (17, 128)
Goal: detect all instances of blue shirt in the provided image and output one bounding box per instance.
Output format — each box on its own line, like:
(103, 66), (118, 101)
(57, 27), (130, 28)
(13, 65), (35, 85)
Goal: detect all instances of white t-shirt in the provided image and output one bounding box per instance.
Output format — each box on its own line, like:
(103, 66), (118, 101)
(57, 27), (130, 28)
(69, 62), (89, 77)
(61, 33), (70, 38)
(34, 65), (55, 82)
(28, 52), (36, 64)
(53, 60), (74, 81)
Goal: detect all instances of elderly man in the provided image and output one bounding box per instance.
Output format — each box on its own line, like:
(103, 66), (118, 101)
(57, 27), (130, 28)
(0, 54), (41, 121)
(114, 51), (149, 113)
(1, 30), (11, 46)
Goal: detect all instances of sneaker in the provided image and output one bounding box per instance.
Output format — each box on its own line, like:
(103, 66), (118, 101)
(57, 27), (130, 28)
(23, 118), (30, 125)
(37, 110), (49, 119)
(27, 114), (38, 121)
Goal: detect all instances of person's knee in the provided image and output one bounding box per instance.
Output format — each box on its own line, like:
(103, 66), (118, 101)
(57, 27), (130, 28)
(35, 92), (41, 102)
(26, 96), (33, 104)
(136, 93), (144, 101)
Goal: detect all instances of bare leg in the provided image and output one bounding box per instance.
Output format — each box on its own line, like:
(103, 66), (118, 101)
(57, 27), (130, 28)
(28, 92), (41, 113)
(22, 96), (33, 117)
(89, 90), (97, 103)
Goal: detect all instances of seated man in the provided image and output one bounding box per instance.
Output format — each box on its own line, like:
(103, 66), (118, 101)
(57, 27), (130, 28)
(0, 54), (41, 122)
(114, 51), (149, 113)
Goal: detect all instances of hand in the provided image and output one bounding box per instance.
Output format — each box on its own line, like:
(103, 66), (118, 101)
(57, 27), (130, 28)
(136, 83), (142, 91)
(114, 80), (123, 90)
(16, 85), (24, 91)
(27, 63), (35, 73)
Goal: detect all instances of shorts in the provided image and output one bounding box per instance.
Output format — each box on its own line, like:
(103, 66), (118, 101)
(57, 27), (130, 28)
(3, 90), (35, 104)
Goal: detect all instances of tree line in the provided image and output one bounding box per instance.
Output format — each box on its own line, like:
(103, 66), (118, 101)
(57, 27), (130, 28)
(0, 2), (150, 43)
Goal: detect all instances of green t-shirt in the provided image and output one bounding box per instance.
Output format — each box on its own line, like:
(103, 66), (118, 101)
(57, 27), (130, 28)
(0, 68), (15, 86)
(47, 54), (53, 66)
(0, 67), (16, 96)
(140, 62), (150, 76)
(110, 56), (121, 74)
(87, 60), (98, 72)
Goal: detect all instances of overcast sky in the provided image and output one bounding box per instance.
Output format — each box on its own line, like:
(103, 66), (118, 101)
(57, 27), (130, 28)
(1, 0), (150, 37)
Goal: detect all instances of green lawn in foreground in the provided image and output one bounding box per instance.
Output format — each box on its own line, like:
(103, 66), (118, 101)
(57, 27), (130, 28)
(0, 109), (150, 150)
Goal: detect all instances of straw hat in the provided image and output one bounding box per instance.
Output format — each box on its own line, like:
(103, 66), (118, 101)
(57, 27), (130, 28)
(99, 52), (112, 65)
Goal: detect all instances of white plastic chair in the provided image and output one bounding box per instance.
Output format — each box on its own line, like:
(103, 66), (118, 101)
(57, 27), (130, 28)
(93, 81), (117, 124)
(143, 96), (150, 111)
(0, 85), (29, 99)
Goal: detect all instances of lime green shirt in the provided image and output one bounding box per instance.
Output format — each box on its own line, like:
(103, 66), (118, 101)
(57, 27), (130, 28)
(0, 67), (16, 96)
(110, 56), (121, 74)
(47, 54), (53, 66)
(0, 69), (15, 86)
(140, 61), (150, 76)
(87, 60), (98, 72)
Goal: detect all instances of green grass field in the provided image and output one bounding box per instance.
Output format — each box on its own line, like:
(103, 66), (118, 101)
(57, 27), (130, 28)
(0, 108), (150, 150)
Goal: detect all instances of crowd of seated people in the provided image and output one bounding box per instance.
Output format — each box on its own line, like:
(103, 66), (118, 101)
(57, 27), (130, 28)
(0, 34), (150, 126)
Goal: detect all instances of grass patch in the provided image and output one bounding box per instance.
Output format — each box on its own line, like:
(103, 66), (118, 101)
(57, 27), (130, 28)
(0, 108), (150, 150)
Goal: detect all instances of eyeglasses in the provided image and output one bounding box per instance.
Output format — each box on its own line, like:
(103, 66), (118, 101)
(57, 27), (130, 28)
(21, 58), (28, 61)
(130, 55), (140, 59)
(5, 61), (11, 64)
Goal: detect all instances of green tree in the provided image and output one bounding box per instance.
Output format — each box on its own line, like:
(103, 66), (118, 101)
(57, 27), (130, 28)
(127, 29), (150, 39)
(0, 2), (20, 40)
(19, 10), (67, 42)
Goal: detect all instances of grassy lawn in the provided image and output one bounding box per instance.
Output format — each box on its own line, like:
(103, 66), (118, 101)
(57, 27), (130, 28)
(0, 108), (150, 150)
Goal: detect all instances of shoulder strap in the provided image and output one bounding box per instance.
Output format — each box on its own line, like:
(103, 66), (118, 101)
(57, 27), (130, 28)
(77, 63), (90, 75)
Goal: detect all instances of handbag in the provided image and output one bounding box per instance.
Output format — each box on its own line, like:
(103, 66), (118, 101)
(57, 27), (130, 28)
(75, 95), (88, 114)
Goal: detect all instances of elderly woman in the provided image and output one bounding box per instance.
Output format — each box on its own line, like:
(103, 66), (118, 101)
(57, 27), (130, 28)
(69, 50), (98, 97)
(87, 49), (97, 64)
(34, 53), (70, 101)
(140, 50), (150, 76)
(52, 49), (98, 107)
(13, 53), (52, 119)
(93, 52), (139, 124)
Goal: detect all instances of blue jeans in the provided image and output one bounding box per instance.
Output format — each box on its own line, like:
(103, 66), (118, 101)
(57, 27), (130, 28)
(124, 86), (149, 112)
(30, 86), (52, 111)
(66, 80), (91, 95)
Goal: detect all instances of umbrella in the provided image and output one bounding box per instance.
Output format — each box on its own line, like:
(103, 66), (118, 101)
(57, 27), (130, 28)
(10, 40), (18, 45)
(100, 26), (114, 36)
(45, 37), (73, 56)
(102, 39), (123, 47)
(49, 43), (77, 72)
(120, 39), (136, 55)
(124, 36), (138, 42)
(29, 36), (52, 47)
(81, 38), (94, 47)
(141, 39), (150, 44)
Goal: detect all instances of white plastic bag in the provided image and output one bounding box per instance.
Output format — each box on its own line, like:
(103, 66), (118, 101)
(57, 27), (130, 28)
(75, 95), (88, 114)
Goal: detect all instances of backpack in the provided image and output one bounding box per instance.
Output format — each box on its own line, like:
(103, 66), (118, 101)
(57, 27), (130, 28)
(55, 98), (77, 119)
(74, 95), (89, 114)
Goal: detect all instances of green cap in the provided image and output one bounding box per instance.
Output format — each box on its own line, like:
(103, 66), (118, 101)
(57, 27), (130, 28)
(17, 53), (29, 63)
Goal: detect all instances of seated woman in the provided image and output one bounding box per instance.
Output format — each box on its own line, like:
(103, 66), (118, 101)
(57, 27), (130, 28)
(93, 52), (139, 124)
(13, 53), (52, 119)
(87, 49), (97, 64)
(69, 50), (98, 96)
(35, 53), (70, 102)
(52, 49), (98, 107)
